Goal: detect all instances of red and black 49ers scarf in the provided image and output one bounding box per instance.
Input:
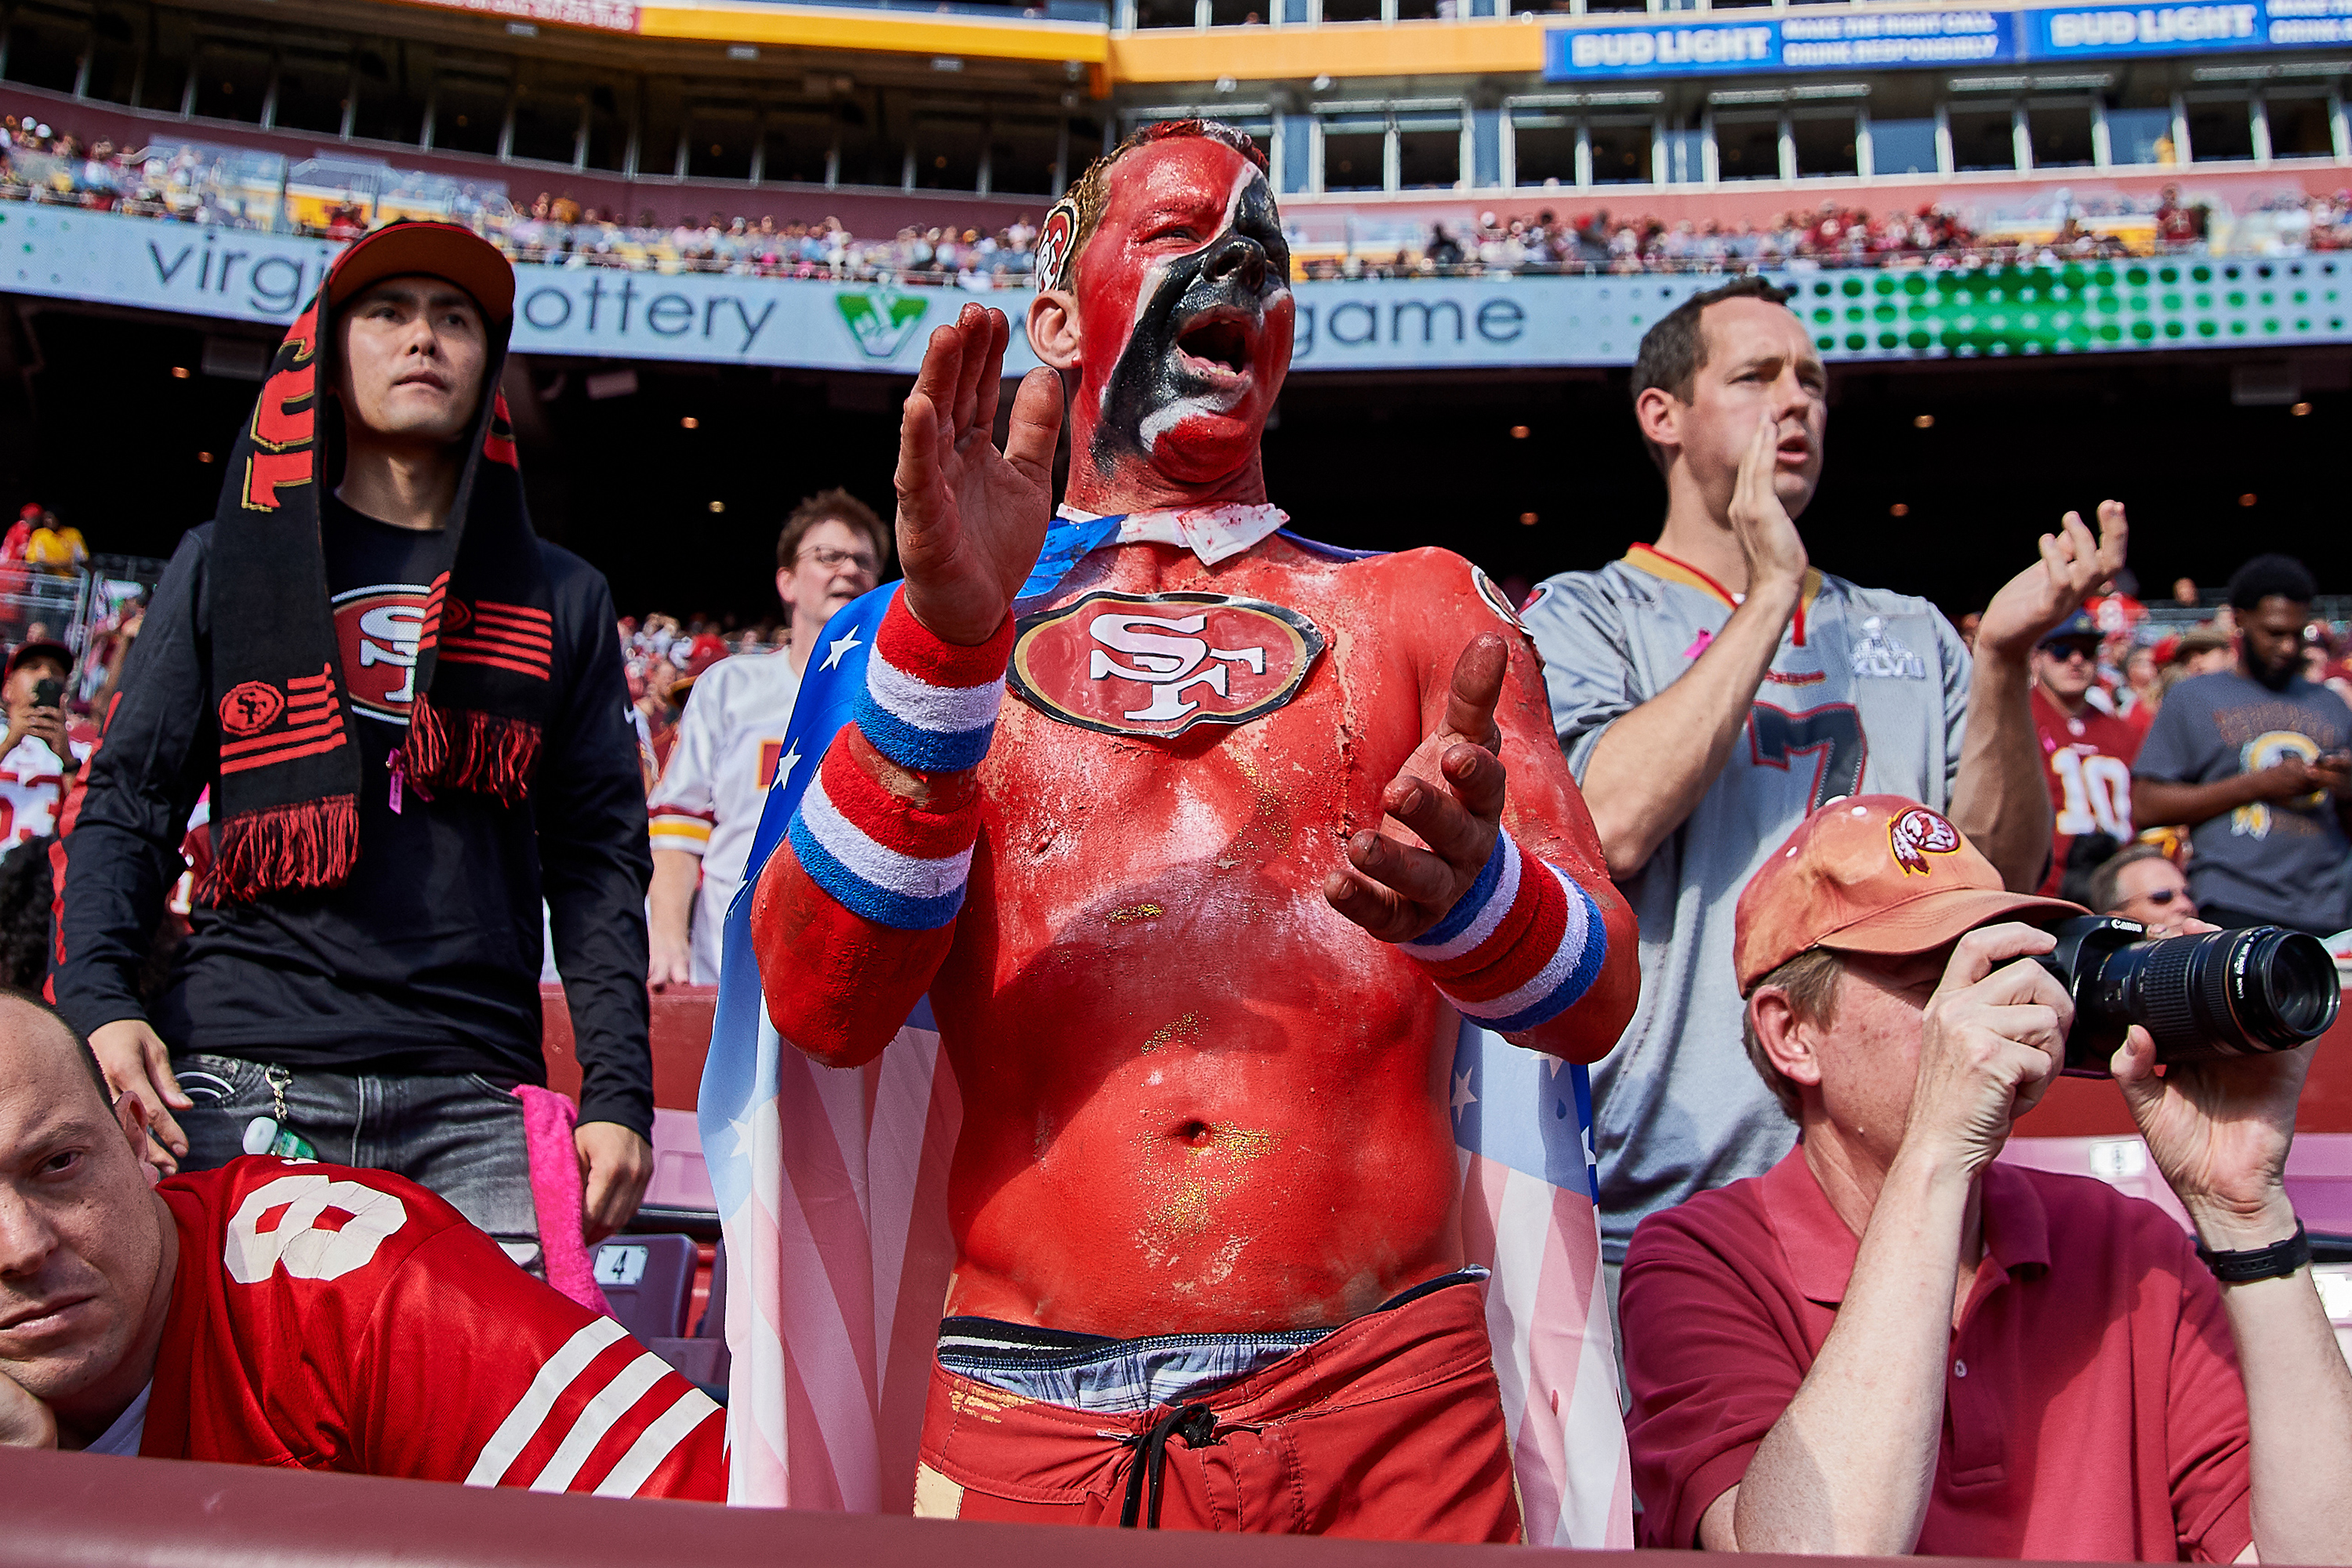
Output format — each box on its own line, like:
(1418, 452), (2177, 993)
(204, 268), (550, 902)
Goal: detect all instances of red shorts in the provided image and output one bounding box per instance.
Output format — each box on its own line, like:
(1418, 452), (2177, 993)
(913, 1272), (1521, 1541)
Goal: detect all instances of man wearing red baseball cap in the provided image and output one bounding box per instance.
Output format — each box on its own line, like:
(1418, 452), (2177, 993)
(54, 222), (655, 1272)
(1621, 794), (2352, 1563)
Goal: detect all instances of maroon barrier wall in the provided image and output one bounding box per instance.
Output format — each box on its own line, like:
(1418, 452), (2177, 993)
(0, 1443), (2002, 1568)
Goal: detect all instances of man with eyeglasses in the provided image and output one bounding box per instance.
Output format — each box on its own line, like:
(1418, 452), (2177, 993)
(648, 490), (889, 987)
(2031, 609), (2142, 902)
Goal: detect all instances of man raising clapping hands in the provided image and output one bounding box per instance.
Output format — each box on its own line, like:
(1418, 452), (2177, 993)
(747, 120), (1637, 1541)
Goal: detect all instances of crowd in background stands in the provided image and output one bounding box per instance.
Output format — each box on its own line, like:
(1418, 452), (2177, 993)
(620, 612), (792, 781)
(9, 107), (2352, 283)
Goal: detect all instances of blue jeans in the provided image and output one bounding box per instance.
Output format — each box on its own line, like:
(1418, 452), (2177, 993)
(172, 1053), (543, 1276)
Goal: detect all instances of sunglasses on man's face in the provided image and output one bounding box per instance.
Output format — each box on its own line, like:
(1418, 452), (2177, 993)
(2045, 643), (2100, 663)
(2137, 887), (2187, 907)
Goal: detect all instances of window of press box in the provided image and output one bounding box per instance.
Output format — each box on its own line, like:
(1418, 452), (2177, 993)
(1323, 118), (1386, 192)
(2, 6), (85, 94)
(1208, 0), (1266, 28)
(1871, 118), (1938, 176)
(1132, 0), (1195, 25)
(1396, 114), (1461, 189)
(81, 4), (141, 106)
(190, 42), (273, 123)
(583, 85), (629, 173)
(985, 119), (1062, 195)
(1792, 108), (1859, 177)
(431, 69), (511, 158)
(685, 106), (758, 182)
(1509, 111), (1578, 187)
(1588, 117), (1652, 184)
(507, 78), (586, 167)
(1322, 0), (1385, 22)
(348, 44), (424, 147)
(914, 115), (984, 190)
(834, 100), (909, 191)
(1947, 105), (2017, 172)
(2027, 100), (2095, 169)
(2186, 93), (2256, 161)
(274, 52), (355, 137)
(1715, 112), (1780, 180)
(760, 112), (833, 185)
(2267, 91), (2336, 158)
(2105, 96), (2176, 166)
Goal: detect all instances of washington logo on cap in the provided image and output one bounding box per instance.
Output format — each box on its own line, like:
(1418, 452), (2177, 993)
(1009, 590), (1324, 739)
(1889, 805), (1962, 877)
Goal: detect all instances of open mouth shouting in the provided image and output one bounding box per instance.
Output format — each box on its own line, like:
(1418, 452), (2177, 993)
(1173, 307), (1258, 387)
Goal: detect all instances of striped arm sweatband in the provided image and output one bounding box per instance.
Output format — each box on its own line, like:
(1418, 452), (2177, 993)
(851, 596), (1013, 771)
(1404, 828), (1609, 1033)
(786, 600), (1012, 931)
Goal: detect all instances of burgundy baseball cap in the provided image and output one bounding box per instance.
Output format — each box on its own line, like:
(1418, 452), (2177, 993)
(1733, 794), (2084, 994)
(325, 220), (514, 322)
(7, 640), (72, 677)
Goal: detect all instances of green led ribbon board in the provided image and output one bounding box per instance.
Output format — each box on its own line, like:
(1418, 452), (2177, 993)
(1795, 257), (2350, 359)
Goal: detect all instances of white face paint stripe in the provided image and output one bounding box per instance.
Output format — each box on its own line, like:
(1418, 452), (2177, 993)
(591, 1387), (724, 1497)
(463, 1316), (630, 1486)
(528, 1351), (675, 1493)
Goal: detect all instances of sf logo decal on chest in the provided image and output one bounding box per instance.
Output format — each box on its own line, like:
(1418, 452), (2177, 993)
(1009, 590), (1326, 739)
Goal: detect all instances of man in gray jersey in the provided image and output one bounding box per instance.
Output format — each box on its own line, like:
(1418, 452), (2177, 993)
(1520, 277), (2125, 1267)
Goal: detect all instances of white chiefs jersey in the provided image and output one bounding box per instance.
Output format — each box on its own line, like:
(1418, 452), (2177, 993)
(0, 731), (89, 847)
(1523, 543), (1973, 1261)
(647, 650), (804, 983)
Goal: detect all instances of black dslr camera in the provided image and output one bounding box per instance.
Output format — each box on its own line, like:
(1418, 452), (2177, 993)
(2034, 916), (2341, 1078)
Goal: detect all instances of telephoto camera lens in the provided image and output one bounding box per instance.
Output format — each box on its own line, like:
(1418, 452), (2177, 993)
(2034, 916), (2342, 1076)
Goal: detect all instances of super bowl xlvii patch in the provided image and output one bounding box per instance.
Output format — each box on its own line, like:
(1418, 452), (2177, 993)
(1009, 590), (1326, 739)
(1850, 615), (1928, 680)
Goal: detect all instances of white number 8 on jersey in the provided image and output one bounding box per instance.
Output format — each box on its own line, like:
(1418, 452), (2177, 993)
(224, 1174), (409, 1284)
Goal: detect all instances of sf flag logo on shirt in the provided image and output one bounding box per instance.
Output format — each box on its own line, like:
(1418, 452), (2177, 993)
(332, 585), (430, 722)
(1008, 590), (1326, 739)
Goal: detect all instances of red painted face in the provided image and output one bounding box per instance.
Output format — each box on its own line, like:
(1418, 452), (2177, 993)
(1069, 137), (1294, 498)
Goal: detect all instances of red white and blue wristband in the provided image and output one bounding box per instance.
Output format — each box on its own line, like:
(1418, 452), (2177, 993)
(1406, 828), (1608, 1033)
(787, 600), (1011, 931)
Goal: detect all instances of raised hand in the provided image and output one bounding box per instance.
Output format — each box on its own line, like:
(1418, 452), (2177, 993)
(893, 302), (1066, 648)
(1976, 499), (2129, 661)
(1325, 634), (1509, 943)
(1729, 411), (1811, 597)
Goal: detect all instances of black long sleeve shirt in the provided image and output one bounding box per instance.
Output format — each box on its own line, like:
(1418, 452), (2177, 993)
(55, 503), (655, 1137)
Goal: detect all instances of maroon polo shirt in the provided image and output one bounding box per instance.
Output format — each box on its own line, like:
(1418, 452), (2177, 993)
(1623, 1147), (2253, 1561)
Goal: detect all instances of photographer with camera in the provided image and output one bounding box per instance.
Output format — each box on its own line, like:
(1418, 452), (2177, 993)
(1621, 793), (2352, 1562)
(0, 641), (83, 850)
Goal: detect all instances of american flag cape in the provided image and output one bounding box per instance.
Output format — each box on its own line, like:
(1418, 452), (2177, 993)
(699, 519), (1634, 1544)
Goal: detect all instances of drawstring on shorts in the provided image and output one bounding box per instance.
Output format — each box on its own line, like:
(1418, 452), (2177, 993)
(1118, 1403), (1221, 1528)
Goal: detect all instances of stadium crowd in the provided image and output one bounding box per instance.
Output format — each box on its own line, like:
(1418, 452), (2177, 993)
(9, 107), (2352, 286)
(1, 125), (2350, 1564)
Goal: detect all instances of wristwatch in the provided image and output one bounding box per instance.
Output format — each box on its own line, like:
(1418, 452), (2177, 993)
(2197, 1221), (2311, 1284)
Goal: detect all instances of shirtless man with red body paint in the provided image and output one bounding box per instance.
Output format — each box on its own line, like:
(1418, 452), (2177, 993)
(751, 122), (1639, 1538)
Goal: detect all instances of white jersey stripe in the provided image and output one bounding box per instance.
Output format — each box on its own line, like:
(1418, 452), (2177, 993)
(529, 1351), (674, 1493)
(464, 1316), (629, 1486)
(592, 1386), (723, 1498)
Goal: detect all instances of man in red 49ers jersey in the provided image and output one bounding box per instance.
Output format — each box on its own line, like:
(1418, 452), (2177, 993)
(2031, 611), (2141, 900)
(0, 994), (722, 1495)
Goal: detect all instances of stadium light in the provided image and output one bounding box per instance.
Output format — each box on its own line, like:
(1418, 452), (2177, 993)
(2239, 493), (2259, 507)
(1509, 425), (1530, 439)
(1519, 512), (1538, 526)
(681, 416), (700, 430)
(172, 366), (191, 379)
(2291, 402), (2314, 416)
(1912, 414), (1933, 429)
(1889, 503), (1910, 517)
(710, 501), (726, 514)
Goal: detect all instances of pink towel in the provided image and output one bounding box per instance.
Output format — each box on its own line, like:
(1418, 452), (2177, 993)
(512, 1085), (613, 1316)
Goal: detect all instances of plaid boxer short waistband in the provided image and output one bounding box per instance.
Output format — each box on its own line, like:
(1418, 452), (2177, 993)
(935, 1265), (1490, 1417)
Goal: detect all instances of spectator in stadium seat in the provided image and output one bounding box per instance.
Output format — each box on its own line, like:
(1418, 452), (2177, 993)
(0, 992), (724, 1492)
(645, 488), (886, 987)
(2134, 554), (2352, 935)
(1622, 794), (2352, 1560)
(2031, 609), (2141, 904)
(54, 222), (656, 1270)
(2089, 841), (2199, 935)
(1520, 274), (2123, 1279)
(0, 641), (84, 851)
